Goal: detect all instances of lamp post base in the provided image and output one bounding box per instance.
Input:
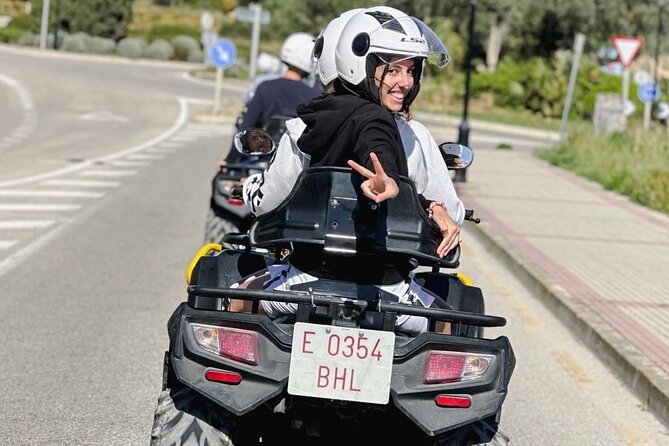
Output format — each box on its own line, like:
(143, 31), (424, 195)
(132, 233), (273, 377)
(454, 121), (470, 183)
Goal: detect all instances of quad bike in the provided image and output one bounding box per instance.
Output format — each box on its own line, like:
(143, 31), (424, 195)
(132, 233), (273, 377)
(153, 134), (515, 445)
(203, 116), (291, 247)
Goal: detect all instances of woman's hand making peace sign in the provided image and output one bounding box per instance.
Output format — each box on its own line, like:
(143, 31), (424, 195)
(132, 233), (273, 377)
(347, 152), (399, 203)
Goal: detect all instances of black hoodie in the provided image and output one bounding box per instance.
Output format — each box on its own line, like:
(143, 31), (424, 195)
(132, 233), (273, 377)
(296, 92), (408, 184)
(289, 92), (417, 284)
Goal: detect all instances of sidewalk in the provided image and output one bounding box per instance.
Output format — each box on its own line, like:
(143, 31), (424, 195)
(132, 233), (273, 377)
(454, 145), (669, 426)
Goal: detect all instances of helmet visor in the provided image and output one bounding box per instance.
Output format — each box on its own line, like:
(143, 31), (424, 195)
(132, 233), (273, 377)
(411, 17), (450, 68)
(369, 15), (450, 69)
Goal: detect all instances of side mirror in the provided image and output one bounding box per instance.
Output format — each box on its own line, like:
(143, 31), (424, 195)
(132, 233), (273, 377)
(438, 143), (473, 170)
(234, 128), (276, 156)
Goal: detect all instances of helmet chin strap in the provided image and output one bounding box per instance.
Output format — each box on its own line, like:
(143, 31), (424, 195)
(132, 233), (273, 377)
(360, 55), (383, 105)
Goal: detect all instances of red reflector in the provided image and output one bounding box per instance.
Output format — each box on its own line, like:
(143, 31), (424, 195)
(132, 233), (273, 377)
(205, 369), (242, 384)
(219, 329), (258, 365)
(227, 198), (244, 206)
(435, 394), (472, 408)
(423, 352), (466, 384)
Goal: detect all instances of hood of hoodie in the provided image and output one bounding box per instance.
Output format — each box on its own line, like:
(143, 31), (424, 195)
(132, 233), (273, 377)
(295, 93), (406, 184)
(297, 94), (382, 161)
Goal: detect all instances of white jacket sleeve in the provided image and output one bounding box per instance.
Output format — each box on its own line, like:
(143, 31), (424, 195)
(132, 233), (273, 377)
(398, 119), (465, 226)
(242, 118), (310, 216)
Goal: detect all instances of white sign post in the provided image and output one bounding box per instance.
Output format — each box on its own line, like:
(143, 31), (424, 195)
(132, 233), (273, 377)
(209, 39), (237, 114)
(612, 35), (644, 125)
(233, 3), (271, 80)
(39, 0), (51, 50)
(559, 33), (586, 141)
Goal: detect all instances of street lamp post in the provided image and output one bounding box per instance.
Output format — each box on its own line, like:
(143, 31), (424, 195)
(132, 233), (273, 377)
(654, 0), (666, 86)
(454, 0), (477, 183)
(53, 0), (62, 50)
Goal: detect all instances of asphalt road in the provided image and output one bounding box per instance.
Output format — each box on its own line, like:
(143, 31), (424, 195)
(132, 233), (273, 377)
(0, 44), (667, 445)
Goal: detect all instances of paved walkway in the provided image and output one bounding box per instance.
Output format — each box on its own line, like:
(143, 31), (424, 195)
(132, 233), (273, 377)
(453, 138), (669, 426)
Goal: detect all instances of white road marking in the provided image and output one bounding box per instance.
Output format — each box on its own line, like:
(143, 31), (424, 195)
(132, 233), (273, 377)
(78, 110), (129, 123)
(78, 170), (137, 177)
(107, 160), (151, 167)
(147, 147), (177, 154)
(0, 220), (54, 229)
(0, 240), (19, 250)
(40, 179), (121, 188)
(0, 204), (81, 211)
(170, 136), (198, 142)
(156, 142), (182, 148)
(0, 189), (104, 198)
(0, 73), (38, 150)
(126, 153), (164, 160)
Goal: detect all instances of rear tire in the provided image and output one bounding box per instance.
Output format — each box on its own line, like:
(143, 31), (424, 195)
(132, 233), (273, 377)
(204, 207), (241, 249)
(431, 418), (510, 446)
(151, 369), (235, 446)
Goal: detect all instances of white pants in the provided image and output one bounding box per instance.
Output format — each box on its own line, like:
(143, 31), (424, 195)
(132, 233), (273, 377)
(234, 263), (436, 335)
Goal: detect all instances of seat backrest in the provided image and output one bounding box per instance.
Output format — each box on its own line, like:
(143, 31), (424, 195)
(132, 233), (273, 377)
(249, 167), (459, 267)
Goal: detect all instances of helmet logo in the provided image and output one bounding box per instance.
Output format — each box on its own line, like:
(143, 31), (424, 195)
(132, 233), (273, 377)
(352, 33), (370, 57)
(401, 37), (426, 44)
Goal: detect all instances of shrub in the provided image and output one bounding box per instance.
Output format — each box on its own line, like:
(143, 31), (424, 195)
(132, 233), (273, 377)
(0, 24), (23, 42)
(171, 34), (200, 61)
(144, 38), (174, 60)
(16, 30), (35, 46)
(61, 31), (90, 53)
(89, 36), (116, 54)
(471, 59), (529, 109)
(117, 37), (147, 58)
(8, 13), (32, 29)
(187, 47), (204, 63)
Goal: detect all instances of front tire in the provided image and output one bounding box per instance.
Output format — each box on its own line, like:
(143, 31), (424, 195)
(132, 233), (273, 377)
(204, 207), (241, 249)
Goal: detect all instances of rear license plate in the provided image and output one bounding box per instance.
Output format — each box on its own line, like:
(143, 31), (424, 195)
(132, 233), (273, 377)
(288, 322), (395, 405)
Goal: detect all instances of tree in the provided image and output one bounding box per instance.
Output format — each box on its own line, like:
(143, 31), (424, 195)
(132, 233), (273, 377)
(476, 0), (532, 72)
(32, 0), (134, 40)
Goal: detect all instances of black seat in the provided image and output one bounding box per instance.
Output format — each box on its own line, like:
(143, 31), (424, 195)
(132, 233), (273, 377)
(250, 167), (459, 268)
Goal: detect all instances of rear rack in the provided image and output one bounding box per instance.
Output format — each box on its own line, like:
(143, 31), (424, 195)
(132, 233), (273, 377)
(187, 285), (506, 328)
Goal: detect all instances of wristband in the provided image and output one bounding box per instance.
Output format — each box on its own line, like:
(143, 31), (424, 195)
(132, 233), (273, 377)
(427, 201), (446, 219)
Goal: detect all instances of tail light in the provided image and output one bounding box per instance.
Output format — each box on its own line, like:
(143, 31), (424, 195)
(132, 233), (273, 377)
(205, 369), (242, 384)
(191, 323), (259, 365)
(435, 394), (472, 408)
(423, 351), (494, 384)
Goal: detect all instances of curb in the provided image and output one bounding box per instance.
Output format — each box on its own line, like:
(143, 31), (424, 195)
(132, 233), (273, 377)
(462, 209), (669, 427)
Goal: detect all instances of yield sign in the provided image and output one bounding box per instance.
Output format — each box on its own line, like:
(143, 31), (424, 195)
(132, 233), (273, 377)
(611, 35), (644, 68)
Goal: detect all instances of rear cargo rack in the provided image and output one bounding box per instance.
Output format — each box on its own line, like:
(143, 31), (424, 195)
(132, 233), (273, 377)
(187, 285), (506, 328)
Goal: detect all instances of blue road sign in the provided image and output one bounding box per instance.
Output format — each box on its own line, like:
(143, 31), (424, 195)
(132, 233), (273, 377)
(637, 82), (661, 104)
(210, 38), (237, 69)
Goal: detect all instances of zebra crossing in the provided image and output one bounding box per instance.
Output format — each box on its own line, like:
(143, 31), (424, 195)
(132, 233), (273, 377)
(0, 122), (230, 263)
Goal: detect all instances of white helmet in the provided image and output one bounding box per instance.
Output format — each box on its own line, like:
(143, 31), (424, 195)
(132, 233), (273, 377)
(335, 7), (450, 107)
(312, 8), (365, 86)
(280, 32), (317, 75)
